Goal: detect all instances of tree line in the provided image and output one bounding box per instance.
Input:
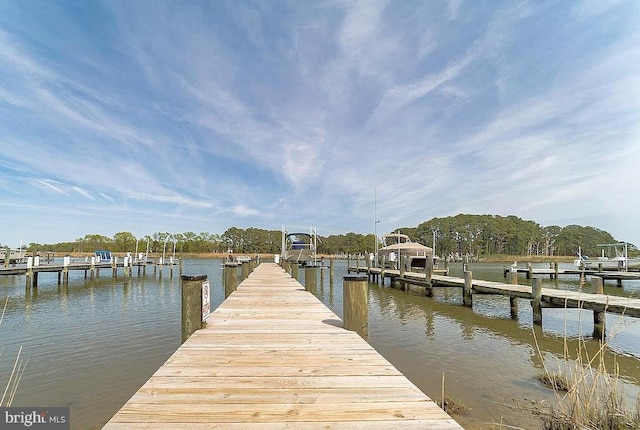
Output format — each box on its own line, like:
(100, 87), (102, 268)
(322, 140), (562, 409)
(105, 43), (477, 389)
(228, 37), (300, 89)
(11, 214), (637, 258)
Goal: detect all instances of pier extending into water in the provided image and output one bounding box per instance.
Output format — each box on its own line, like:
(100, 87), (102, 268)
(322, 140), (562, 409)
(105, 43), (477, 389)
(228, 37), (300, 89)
(348, 263), (640, 337)
(103, 263), (462, 429)
(0, 256), (181, 288)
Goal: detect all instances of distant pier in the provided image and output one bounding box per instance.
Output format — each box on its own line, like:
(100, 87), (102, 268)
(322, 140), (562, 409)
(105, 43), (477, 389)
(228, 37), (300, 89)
(0, 256), (181, 288)
(348, 263), (640, 337)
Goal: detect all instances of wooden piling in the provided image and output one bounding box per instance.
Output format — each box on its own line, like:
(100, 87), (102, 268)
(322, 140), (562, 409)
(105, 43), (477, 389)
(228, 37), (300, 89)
(343, 275), (368, 339)
(509, 269), (518, 285)
(241, 261), (250, 281)
(591, 276), (606, 337)
(527, 262), (533, 279)
(3, 247), (9, 268)
(291, 263), (298, 280)
(463, 271), (472, 307)
(380, 256), (386, 285)
(553, 262), (559, 280)
(63, 256), (70, 285)
(509, 297), (518, 319)
(425, 257), (433, 285)
(181, 275), (207, 343)
(329, 257), (334, 286)
(305, 266), (318, 296)
(532, 278), (542, 325)
(592, 276), (604, 295)
(224, 263), (238, 298)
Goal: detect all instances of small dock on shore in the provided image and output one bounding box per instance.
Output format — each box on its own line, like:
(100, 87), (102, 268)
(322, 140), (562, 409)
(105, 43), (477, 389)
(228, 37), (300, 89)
(103, 263), (462, 429)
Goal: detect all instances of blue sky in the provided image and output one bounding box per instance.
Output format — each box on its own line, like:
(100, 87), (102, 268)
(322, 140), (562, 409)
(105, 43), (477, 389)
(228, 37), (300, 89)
(1, 0), (639, 248)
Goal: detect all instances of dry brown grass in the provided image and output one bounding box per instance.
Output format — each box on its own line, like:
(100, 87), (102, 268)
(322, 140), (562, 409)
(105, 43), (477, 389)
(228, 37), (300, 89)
(532, 313), (640, 429)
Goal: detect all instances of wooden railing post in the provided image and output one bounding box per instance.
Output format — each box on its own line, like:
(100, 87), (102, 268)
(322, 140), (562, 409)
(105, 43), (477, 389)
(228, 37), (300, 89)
(343, 275), (368, 339)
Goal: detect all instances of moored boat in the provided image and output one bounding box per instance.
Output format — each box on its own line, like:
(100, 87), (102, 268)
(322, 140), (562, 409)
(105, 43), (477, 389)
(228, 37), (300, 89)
(574, 243), (640, 271)
(377, 232), (433, 271)
(281, 227), (318, 266)
(0, 248), (27, 263)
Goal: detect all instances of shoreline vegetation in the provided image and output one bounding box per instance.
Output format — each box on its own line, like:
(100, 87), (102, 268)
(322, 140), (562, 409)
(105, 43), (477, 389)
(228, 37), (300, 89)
(47, 251), (577, 264)
(10, 215), (638, 261)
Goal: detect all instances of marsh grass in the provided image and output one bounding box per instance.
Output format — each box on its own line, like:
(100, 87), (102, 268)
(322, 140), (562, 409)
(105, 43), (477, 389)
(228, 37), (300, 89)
(533, 305), (640, 429)
(0, 297), (28, 406)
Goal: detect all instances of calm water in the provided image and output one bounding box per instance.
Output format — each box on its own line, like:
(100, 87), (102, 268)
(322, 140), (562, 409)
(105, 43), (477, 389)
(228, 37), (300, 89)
(0, 259), (639, 429)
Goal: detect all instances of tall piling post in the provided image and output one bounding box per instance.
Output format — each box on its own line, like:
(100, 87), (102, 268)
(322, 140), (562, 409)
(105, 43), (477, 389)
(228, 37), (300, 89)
(591, 276), (606, 339)
(508, 269), (518, 318)
(63, 255), (70, 285)
(329, 257), (335, 287)
(305, 266), (318, 297)
(224, 263), (238, 298)
(380, 256), (386, 286)
(532, 277), (543, 325)
(241, 261), (250, 281)
(463, 271), (473, 307)
(343, 275), (368, 339)
(181, 275), (208, 343)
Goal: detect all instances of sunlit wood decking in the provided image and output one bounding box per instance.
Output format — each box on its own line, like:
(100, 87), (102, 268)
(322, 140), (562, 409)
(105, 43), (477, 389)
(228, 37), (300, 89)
(103, 263), (462, 429)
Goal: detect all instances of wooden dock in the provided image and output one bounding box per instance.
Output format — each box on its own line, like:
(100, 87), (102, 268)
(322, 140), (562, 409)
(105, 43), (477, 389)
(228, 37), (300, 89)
(103, 263), (462, 429)
(350, 267), (640, 319)
(0, 258), (179, 288)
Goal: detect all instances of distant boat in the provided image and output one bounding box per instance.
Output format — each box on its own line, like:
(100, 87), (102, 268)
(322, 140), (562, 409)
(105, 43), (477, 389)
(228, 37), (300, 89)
(281, 227), (318, 266)
(574, 243), (640, 271)
(377, 232), (432, 271)
(94, 250), (112, 263)
(0, 248), (26, 263)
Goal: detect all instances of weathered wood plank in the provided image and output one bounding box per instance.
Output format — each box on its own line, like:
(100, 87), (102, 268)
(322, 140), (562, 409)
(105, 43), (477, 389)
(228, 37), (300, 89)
(103, 263), (463, 429)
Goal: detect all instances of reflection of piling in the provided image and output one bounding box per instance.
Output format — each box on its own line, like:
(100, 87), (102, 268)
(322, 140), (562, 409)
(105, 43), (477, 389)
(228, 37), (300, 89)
(343, 275), (368, 339)
(224, 263), (238, 298)
(181, 275), (207, 343)
(532, 278), (542, 325)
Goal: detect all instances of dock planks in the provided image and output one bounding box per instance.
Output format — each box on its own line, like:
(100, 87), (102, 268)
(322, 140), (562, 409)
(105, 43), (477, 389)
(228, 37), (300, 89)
(103, 263), (462, 429)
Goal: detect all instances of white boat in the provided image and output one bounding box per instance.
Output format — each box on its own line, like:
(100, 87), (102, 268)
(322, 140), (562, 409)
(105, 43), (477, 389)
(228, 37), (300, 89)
(574, 243), (640, 271)
(281, 227), (318, 266)
(0, 248), (27, 263)
(377, 232), (433, 271)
